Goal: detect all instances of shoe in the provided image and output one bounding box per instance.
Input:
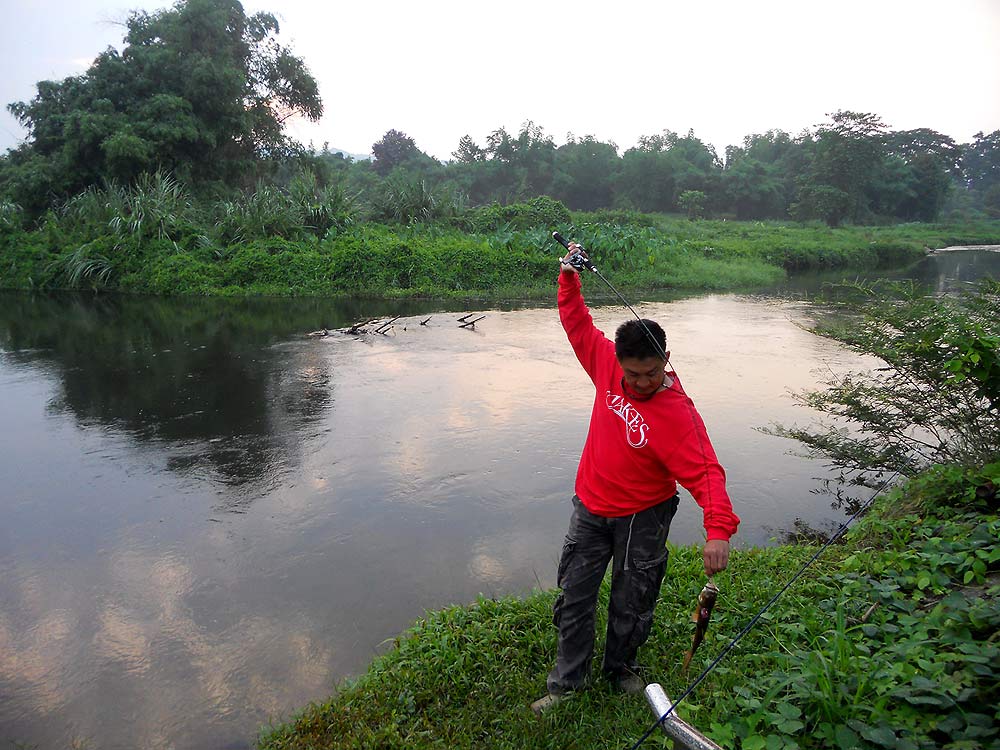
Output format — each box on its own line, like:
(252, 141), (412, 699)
(613, 672), (646, 695)
(530, 692), (567, 716)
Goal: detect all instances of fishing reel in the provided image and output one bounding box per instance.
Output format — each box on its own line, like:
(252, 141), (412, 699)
(553, 231), (597, 272)
(562, 249), (595, 272)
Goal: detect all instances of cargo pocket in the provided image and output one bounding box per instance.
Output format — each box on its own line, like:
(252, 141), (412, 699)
(556, 537), (577, 589)
(626, 550), (669, 651)
(552, 591), (565, 629)
(553, 537), (576, 628)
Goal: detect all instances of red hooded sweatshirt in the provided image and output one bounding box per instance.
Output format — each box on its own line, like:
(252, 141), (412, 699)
(559, 271), (739, 542)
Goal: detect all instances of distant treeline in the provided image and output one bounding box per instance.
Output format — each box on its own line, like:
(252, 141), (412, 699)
(319, 118), (999, 226)
(1, 0), (998, 227)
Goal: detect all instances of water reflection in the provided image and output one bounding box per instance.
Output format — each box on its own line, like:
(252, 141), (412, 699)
(0, 294), (459, 500)
(0, 249), (994, 749)
(765, 246), (1000, 296)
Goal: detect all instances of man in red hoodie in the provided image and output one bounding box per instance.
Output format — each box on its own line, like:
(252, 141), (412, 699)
(532, 242), (740, 714)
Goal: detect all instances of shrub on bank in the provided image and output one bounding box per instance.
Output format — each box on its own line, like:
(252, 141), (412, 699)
(464, 196), (572, 232)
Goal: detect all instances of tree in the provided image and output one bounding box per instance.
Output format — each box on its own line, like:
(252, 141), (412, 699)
(724, 130), (805, 218)
(615, 129), (721, 214)
(722, 158), (784, 219)
(677, 190), (706, 219)
(669, 130), (722, 200)
(2, 0), (321, 211)
(451, 135), (485, 164)
(880, 129), (959, 221)
(616, 146), (674, 212)
(550, 135), (620, 211)
(371, 129), (420, 176)
(794, 111), (889, 225)
(887, 128), (961, 175)
(962, 130), (1000, 216)
(789, 184), (852, 227)
(466, 121), (557, 202)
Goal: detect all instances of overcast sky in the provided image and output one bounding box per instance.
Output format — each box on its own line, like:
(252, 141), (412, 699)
(2, 0), (999, 161)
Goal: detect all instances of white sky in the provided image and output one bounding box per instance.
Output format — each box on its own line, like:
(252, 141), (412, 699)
(1, 0), (999, 161)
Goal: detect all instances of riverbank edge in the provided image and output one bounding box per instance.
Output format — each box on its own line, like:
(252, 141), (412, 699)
(256, 465), (1000, 750)
(928, 244), (1000, 254)
(2, 218), (999, 300)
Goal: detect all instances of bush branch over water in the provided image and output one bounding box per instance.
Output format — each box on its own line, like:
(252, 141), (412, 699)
(763, 279), (1000, 483)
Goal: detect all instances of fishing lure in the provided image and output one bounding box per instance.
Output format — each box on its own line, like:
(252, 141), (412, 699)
(681, 579), (719, 673)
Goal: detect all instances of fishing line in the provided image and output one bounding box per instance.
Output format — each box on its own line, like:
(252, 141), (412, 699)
(624, 473), (898, 750)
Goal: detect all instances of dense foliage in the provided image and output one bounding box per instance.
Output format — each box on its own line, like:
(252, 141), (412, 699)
(1, 0), (998, 305)
(5, 173), (998, 297)
(766, 280), (1000, 483)
(1, 0), (321, 214)
(2, 2), (998, 227)
(312, 116), (999, 227)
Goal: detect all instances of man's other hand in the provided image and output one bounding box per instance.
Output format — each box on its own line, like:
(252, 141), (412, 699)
(703, 539), (730, 576)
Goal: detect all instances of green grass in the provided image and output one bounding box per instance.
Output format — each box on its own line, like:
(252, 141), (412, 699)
(257, 465), (1000, 750)
(2, 209), (997, 299)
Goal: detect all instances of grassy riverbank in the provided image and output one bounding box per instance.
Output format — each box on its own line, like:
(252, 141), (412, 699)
(257, 464), (999, 750)
(2, 189), (999, 298)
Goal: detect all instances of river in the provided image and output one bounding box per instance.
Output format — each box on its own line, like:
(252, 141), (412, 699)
(0, 248), (996, 749)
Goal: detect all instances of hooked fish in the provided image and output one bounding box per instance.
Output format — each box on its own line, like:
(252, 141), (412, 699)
(681, 579), (719, 673)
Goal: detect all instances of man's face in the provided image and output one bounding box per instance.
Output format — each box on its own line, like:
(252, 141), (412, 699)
(618, 355), (667, 397)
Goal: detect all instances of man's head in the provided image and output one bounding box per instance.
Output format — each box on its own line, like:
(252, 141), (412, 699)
(615, 318), (667, 361)
(615, 319), (670, 397)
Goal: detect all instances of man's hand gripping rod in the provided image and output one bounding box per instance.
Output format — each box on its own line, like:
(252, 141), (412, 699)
(552, 231), (671, 365)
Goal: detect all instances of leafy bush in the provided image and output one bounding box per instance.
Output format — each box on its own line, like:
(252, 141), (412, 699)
(765, 280), (1000, 490)
(719, 528), (1000, 750)
(369, 175), (465, 224)
(1, 200), (23, 229)
(287, 169), (358, 237)
(55, 243), (117, 289)
(213, 183), (305, 244)
(465, 195), (571, 232)
(59, 171), (199, 248)
(572, 208), (659, 227)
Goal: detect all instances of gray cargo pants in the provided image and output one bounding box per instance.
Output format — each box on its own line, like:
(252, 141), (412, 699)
(547, 494), (679, 694)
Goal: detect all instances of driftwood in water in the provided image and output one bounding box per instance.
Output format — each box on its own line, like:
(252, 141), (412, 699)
(343, 318), (378, 335)
(374, 317), (399, 335)
(459, 315), (486, 329)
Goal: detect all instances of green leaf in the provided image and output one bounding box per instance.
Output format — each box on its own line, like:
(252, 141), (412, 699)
(835, 725), (860, 749)
(777, 720), (805, 734)
(776, 702), (801, 721)
(859, 724), (898, 747)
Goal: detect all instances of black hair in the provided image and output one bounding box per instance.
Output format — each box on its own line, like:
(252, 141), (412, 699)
(614, 319), (667, 361)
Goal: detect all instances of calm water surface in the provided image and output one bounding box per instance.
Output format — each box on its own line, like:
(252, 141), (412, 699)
(0, 250), (996, 749)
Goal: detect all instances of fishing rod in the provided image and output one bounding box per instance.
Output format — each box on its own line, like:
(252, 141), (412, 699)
(552, 232), (672, 368)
